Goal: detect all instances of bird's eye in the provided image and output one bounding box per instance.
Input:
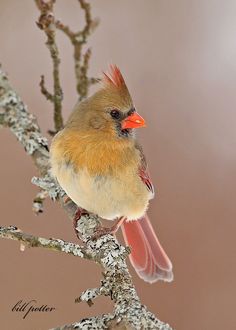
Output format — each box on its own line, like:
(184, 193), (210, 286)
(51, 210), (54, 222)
(110, 109), (121, 119)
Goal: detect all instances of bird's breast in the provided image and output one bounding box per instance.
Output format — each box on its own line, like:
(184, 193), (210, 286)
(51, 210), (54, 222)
(51, 161), (151, 221)
(50, 130), (152, 220)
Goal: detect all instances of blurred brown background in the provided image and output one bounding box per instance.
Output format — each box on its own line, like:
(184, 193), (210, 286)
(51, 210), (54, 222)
(0, 0), (235, 329)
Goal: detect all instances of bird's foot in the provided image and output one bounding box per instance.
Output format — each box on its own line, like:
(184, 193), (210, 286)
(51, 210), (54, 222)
(73, 208), (89, 238)
(91, 226), (116, 240)
(74, 207), (89, 221)
(63, 195), (72, 204)
(91, 216), (126, 240)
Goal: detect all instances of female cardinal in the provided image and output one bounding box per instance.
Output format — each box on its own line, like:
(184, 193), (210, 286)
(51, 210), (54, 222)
(50, 65), (173, 283)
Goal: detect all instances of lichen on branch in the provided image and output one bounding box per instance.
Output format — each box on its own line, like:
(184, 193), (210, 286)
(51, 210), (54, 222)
(0, 226), (87, 259)
(0, 216), (173, 330)
(0, 66), (49, 173)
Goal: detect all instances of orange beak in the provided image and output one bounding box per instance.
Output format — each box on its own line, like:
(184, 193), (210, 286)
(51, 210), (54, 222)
(121, 112), (146, 129)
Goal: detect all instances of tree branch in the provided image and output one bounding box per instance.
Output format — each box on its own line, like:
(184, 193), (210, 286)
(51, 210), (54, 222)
(39, 74), (54, 102)
(55, 0), (99, 100)
(0, 216), (173, 330)
(35, 0), (64, 133)
(0, 65), (76, 218)
(0, 225), (89, 259)
(0, 65), (49, 174)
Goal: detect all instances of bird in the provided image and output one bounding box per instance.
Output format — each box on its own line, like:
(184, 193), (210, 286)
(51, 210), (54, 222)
(50, 65), (173, 283)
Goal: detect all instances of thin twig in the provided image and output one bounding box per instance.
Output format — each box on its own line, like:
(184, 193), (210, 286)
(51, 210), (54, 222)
(55, 0), (99, 100)
(35, 0), (64, 132)
(78, 0), (94, 42)
(39, 75), (54, 102)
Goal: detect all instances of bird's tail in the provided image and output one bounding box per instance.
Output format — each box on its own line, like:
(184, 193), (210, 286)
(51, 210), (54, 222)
(121, 215), (173, 283)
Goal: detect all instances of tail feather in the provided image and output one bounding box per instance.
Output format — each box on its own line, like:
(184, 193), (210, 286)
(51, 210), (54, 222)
(121, 215), (173, 283)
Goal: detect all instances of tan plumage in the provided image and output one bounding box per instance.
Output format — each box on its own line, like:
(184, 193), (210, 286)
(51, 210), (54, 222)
(50, 65), (173, 282)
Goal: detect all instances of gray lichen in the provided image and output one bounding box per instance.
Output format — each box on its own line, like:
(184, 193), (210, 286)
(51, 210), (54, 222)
(31, 174), (65, 200)
(0, 85), (48, 156)
(78, 287), (102, 305)
(0, 226), (89, 260)
(70, 215), (174, 330)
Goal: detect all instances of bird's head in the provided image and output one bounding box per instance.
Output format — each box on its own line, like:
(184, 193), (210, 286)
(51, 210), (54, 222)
(67, 65), (146, 138)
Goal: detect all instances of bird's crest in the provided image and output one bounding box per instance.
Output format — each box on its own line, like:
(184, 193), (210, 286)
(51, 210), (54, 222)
(102, 65), (127, 90)
(101, 65), (132, 107)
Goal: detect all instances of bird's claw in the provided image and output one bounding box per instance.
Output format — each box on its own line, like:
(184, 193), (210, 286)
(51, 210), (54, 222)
(91, 216), (126, 240)
(63, 195), (72, 204)
(73, 208), (89, 238)
(91, 226), (116, 240)
(74, 208), (89, 221)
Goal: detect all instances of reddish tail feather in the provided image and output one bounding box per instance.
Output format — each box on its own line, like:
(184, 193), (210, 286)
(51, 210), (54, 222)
(121, 215), (173, 283)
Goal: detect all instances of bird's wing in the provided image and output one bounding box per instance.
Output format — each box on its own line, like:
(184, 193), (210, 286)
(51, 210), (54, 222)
(135, 143), (155, 196)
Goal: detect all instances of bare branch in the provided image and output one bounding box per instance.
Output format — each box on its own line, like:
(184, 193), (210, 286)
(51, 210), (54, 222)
(78, 0), (94, 42)
(35, 0), (64, 132)
(55, 0), (99, 100)
(39, 75), (54, 102)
